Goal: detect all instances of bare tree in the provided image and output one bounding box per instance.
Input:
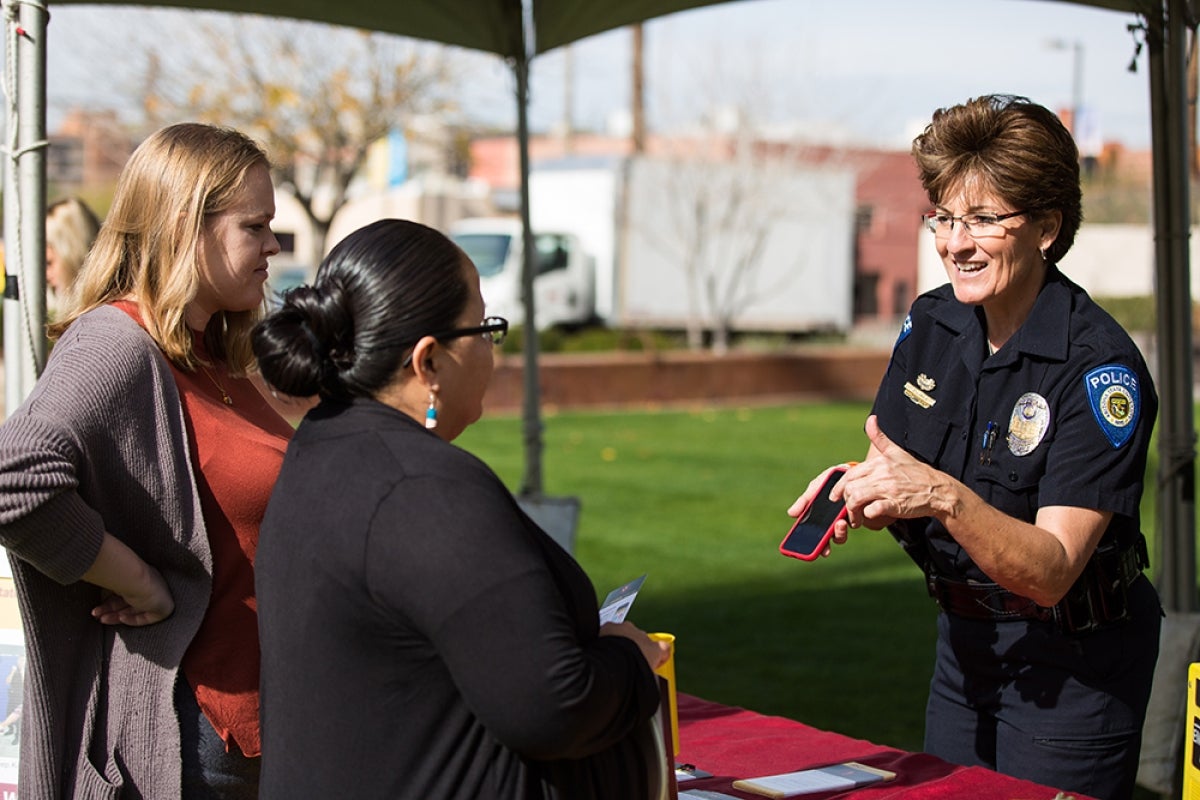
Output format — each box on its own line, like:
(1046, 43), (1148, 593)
(140, 13), (457, 266)
(629, 39), (868, 353)
(630, 114), (861, 353)
(635, 134), (808, 352)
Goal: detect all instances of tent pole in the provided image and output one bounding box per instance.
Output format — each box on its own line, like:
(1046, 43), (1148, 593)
(2, 3), (19, 417)
(1118, 8), (1197, 794)
(513, 52), (543, 499)
(2, 0), (48, 418)
(1148, 0), (1197, 613)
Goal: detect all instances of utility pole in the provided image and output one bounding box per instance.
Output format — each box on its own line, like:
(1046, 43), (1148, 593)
(561, 44), (574, 154)
(1046, 38), (1084, 135)
(1188, 27), (1198, 178)
(632, 23), (645, 153)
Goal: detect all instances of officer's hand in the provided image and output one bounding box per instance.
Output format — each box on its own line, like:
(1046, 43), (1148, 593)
(842, 416), (947, 526)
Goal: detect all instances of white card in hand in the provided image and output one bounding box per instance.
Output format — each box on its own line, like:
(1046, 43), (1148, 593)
(598, 574), (647, 625)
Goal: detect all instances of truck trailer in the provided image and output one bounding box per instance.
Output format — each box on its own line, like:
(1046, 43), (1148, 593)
(453, 155), (857, 335)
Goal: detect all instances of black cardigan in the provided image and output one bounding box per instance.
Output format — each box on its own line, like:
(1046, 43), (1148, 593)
(256, 398), (661, 799)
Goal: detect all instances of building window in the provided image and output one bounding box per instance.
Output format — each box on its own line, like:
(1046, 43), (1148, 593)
(855, 205), (875, 235)
(47, 138), (85, 187)
(854, 272), (880, 317)
(893, 280), (911, 317)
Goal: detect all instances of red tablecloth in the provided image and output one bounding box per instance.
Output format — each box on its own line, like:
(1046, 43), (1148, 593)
(675, 693), (1096, 800)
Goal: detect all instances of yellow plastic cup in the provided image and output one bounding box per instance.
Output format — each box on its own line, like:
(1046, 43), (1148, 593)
(649, 632), (678, 755)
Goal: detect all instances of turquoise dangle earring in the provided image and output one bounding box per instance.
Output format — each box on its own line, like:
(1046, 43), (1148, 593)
(425, 391), (438, 430)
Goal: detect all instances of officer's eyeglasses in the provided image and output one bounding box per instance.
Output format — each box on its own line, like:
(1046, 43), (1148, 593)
(402, 316), (508, 368)
(921, 210), (1027, 238)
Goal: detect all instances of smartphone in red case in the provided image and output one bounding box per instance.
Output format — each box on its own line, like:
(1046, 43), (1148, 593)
(779, 467), (848, 561)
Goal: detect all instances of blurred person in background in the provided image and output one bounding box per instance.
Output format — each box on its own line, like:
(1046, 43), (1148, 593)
(253, 218), (669, 800)
(44, 195), (100, 310)
(790, 95), (1160, 800)
(0, 122), (292, 798)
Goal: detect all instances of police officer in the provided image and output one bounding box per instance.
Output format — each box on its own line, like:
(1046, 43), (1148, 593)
(791, 95), (1161, 800)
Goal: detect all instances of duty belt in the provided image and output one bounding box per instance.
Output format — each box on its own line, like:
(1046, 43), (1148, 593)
(921, 536), (1149, 634)
(926, 576), (1055, 623)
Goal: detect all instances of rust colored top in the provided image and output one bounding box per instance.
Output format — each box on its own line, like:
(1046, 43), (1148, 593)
(115, 301), (293, 755)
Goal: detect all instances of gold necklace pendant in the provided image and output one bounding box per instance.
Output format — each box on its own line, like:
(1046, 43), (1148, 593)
(202, 366), (234, 406)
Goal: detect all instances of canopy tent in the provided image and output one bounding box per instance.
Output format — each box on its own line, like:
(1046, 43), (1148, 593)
(21, 0), (1161, 55)
(2, 0), (1198, 792)
(2, 0), (1194, 611)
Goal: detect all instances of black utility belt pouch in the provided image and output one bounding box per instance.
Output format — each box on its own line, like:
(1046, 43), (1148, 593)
(923, 535), (1149, 634)
(1054, 535), (1149, 634)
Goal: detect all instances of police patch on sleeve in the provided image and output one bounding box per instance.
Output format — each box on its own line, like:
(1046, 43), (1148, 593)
(894, 314), (912, 349)
(1084, 364), (1140, 449)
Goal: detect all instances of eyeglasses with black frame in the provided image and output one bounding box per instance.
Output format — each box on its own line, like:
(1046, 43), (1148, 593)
(921, 210), (1027, 238)
(401, 316), (509, 368)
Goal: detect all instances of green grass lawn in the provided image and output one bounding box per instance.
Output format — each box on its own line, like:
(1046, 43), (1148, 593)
(457, 399), (1180, 759)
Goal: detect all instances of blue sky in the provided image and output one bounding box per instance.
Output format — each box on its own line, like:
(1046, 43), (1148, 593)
(47, 0), (1153, 151)
(508, 0), (1153, 149)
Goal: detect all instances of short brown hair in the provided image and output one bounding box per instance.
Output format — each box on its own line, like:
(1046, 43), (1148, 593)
(911, 95), (1081, 263)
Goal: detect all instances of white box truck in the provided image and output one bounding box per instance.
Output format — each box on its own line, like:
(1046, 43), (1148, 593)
(530, 156), (857, 334)
(450, 217), (596, 330)
(452, 155), (857, 335)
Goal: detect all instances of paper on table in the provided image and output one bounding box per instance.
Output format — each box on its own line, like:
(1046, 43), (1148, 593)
(731, 762), (896, 799)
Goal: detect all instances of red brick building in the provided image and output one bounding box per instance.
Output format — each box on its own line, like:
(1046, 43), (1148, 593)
(48, 109), (133, 197)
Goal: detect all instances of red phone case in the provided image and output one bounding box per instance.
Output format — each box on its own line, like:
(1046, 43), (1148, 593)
(779, 468), (848, 561)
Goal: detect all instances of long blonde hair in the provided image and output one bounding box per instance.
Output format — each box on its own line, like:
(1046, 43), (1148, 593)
(52, 122), (271, 374)
(45, 196), (100, 296)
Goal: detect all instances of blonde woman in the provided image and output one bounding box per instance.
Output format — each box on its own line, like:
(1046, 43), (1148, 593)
(44, 196), (100, 304)
(0, 122), (293, 798)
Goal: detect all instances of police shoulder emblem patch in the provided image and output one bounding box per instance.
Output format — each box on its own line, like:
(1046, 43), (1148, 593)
(894, 314), (912, 349)
(1083, 364), (1140, 449)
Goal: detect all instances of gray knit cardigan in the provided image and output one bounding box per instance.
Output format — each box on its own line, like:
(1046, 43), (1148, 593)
(0, 304), (212, 799)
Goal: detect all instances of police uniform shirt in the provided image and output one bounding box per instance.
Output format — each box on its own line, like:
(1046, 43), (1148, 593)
(871, 266), (1158, 584)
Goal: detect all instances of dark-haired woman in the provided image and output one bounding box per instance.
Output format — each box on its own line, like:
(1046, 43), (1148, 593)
(789, 96), (1160, 800)
(253, 218), (668, 800)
